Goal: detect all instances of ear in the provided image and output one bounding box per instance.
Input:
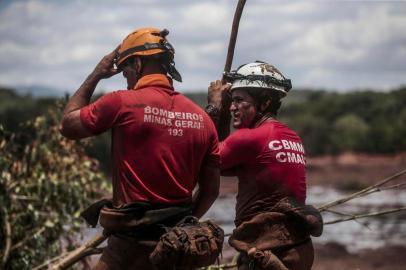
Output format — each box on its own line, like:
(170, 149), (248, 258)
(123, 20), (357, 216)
(260, 98), (272, 112)
(134, 57), (142, 73)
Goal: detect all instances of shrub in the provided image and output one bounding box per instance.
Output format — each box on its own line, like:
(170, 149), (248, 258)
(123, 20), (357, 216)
(0, 103), (109, 269)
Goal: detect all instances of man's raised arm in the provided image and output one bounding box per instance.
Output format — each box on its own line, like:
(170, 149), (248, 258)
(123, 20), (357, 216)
(59, 47), (120, 139)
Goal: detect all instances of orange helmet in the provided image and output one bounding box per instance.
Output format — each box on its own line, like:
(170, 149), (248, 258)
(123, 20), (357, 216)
(116, 27), (181, 82)
(116, 27), (174, 67)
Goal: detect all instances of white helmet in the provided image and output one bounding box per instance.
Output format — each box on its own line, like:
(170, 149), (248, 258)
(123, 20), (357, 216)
(224, 61), (292, 97)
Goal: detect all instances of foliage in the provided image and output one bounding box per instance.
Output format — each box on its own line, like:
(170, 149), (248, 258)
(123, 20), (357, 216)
(0, 103), (109, 269)
(331, 114), (370, 153)
(279, 87), (406, 155)
(0, 86), (406, 174)
(182, 87), (406, 155)
(0, 88), (55, 132)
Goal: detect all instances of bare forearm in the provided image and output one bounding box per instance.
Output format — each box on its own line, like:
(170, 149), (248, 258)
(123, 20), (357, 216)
(192, 166), (220, 218)
(192, 188), (218, 219)
(63, 72), (101, 115)
(63, 46), (120, 115)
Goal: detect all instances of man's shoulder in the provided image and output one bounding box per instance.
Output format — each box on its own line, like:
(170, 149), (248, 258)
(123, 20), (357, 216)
(100, 89), (128, 99)
(266, 120), (302, 141)
(179, 95), (206, 112)
(226, 128), (259, 145)
(167, 92), (206, 114)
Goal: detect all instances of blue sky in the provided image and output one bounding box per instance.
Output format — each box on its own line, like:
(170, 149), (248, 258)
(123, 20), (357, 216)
(0, 0), (405, 95)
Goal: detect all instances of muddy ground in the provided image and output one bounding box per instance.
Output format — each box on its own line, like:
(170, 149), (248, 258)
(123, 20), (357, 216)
(218, 243), (406, 270)
(313, 243), (406, 270)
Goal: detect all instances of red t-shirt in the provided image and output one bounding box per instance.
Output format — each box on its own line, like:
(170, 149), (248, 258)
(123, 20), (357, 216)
(80, 74), (219, 206)
(219, 120), (306, 222)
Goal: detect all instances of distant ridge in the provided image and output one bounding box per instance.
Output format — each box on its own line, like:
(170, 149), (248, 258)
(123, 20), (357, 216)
(1, 84), (65, 97)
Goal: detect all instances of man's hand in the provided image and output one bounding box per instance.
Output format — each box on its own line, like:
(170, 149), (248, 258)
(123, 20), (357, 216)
(91, 46), (121, 80)
(207, 80), (232, 141)
(207, 80), (231, 108)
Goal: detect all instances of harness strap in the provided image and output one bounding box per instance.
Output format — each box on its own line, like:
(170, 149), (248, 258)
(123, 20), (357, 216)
(118, 42), (174, 60)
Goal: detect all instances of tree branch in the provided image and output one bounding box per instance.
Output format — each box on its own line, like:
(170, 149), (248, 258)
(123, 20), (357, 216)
(10, 194), (39, 202)
(323, 209), (372, 229)
(318, 168), (406, 211)
(324, 209), (353, 217)
(50, 232), (108, 270)
(324, 206), (406, 225)
(10, 226), (46, 252)
(1, 208), (12, 268)
(363, 181), (406, 196)
(32, 252), (69, 270)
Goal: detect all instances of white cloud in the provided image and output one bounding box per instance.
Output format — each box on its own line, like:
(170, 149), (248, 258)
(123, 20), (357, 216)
(0, 0), (405, 93)
(182, 2), (230, 29)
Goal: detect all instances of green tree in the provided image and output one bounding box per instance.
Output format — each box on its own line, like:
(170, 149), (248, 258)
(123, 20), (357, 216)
(0, 104), (109, 269)
(282, 113), (332, 155)
(331, 114), (370, 152)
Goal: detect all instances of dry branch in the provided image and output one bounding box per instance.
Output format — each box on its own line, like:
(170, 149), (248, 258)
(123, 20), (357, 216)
(324, 209), (353, 217)
(50, 232), (108, 270)
(11, 226), (46, 252)
(32, 252), (69, 270)
(1, 208), (12, 268)
(318, 168), (406, 211)
(363, 181), (406, 196)
(323, 209), (372, 229)
(324, 206), (406, 225)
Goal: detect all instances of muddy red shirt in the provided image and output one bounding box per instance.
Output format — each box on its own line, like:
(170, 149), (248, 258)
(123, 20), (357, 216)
(80, 74), (219, 206)
(219, 120), (306, 223)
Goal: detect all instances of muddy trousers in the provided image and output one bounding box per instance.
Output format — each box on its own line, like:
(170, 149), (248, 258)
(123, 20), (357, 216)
(94, 235), (156, 270)
(237, 239), (314, 270)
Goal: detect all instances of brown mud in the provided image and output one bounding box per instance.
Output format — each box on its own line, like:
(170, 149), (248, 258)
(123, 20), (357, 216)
(313, 243), (406, 270)
(218, 243), (406, 270)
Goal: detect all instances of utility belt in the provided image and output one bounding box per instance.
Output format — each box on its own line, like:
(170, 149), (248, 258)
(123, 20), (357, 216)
(81, 199), (192, 239)
(81, 199), (224, 269)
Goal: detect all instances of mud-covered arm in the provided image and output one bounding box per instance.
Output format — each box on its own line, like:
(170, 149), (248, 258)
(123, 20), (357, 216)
(59, 47), (120, 139)
(206, 80), (232, 141)
(192, 164), (220, 219)
(192, 127), (220, 218)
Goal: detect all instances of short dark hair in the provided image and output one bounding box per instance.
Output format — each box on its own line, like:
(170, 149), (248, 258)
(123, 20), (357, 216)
(125, 52), (169, 67)
(245, 88), (282, 116)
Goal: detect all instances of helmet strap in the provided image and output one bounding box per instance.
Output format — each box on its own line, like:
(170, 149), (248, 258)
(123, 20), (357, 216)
(253, 112), (274, 128)
(166, 62), (182, 82)
(159, 52), (182, 82)
(251, 99), (273, 128)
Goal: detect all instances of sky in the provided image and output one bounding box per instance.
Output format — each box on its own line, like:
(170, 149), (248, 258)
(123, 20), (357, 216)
(0, 0), (405, 95)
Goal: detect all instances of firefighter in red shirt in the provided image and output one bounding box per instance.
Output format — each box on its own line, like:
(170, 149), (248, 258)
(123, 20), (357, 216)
(60, 27), (220, 270)
(206, 61), (323, 270)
